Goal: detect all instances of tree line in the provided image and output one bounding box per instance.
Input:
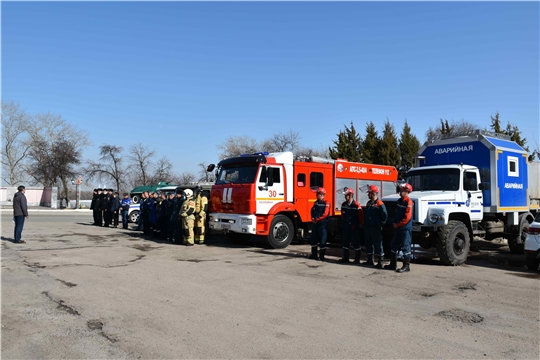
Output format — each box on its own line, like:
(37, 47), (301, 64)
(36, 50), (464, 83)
(2, 99), (537, 203)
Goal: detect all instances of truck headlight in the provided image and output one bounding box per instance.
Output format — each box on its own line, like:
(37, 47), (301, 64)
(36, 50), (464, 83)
(241, 218), (252, 225)
(429, 214), (440, 224)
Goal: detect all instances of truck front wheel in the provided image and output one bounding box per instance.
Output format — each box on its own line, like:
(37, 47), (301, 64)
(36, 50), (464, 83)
(437, 220), (470, 266)
(266, 215), (294, 249)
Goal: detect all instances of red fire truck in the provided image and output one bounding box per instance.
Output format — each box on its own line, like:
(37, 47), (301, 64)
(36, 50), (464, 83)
(208, 152), (398, 248)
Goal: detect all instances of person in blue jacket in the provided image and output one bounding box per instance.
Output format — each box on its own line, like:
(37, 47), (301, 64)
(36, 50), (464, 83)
(120, 193), (131, 229)
(338, 187), (364, 264)
(385, 183), (414, 273)
(309, 187), (330, 261)
(363, 185), (388, 268)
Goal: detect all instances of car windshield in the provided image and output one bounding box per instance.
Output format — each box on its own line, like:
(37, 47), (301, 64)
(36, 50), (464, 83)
(407, 168), (460, 191)
(215, 165), (259, 185)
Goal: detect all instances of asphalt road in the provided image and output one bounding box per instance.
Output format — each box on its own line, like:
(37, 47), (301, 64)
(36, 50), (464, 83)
(1, 210), (539, 359)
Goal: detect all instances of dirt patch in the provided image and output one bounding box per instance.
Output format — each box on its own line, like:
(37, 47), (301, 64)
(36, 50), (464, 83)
(131, 244), (160, 252)
(435, 309), (484, 324)
(87, 319), (103, 330)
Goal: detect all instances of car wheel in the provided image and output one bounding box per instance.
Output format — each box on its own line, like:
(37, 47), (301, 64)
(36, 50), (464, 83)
(129, 211), (139, 224)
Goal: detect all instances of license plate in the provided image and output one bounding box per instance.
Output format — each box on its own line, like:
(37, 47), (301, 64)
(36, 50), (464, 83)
(222, 223), (230, 230)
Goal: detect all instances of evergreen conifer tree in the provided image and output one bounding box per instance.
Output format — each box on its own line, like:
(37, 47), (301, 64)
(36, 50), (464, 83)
(362, 121), (380, 164)
(328, 122), (363, 162)
(378, 119), (400, 166)
(399, 120), (420, 178)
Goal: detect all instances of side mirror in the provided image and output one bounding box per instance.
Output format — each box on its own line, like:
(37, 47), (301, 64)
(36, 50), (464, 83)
(478, 183), (486, 190)
(207, 164), (215, 172)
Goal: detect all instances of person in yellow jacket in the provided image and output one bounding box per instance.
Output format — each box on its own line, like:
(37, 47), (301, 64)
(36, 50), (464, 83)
(180, 189), (196, 246)
(194, 186), (209, 244)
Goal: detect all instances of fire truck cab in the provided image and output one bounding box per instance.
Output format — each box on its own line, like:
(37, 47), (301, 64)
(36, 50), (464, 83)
(208, 151), (398, 248)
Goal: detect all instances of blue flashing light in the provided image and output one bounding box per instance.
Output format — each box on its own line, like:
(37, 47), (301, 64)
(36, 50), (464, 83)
(240, 151), (269, 157)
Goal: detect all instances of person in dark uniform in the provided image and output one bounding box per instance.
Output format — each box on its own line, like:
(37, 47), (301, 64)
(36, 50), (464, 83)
(110, 191), (121, 228)
(170, 188), (185, 243)
(95, 189), (104, 226)
(309, 187), (330, 261)
(90, 189), (99, 225)
(102, 189), (113, 227)
(338, 187), (364, 264)
(385, 183), (413, 272)
(363, 185), (388, 268)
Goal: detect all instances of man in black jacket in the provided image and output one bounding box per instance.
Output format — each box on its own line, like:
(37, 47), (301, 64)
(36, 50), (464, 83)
(13, 185), (29, 244)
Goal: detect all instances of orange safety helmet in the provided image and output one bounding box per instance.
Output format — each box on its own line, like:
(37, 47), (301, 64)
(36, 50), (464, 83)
(343, 187), (354, 196)
(399, 183), (413, 193)
(368, 185), (379, 194)
(316, 187), (326, 195)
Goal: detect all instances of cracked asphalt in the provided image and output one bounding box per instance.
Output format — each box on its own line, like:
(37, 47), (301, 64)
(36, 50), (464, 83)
(1, 210), (539, 359)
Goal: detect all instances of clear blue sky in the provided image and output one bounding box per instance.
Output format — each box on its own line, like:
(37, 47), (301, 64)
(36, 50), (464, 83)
(3, 1), (539, 186)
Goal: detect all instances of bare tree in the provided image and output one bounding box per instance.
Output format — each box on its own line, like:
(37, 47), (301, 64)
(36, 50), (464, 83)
(295, 145), (330, 159)
(425, 118), (478, 141)
(128, 143), (156, 185)
(260, 130), (301, 153)
(85, 145), (126, 193)
(26, 112), (89, 203)
(170, 171), (196, 185)
(1, 101), (31, 185)
(147, 156), (173, 184)
(216, 135), (260, 160)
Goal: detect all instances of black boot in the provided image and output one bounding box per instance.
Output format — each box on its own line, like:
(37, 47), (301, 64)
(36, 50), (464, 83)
(308, 246), (318, 260)
(338, 248), (350, 263)
(319, 248), (326, 261)
(375, 255), (384, 269)
(397, 257), (410, 273)
(362, 254), (374, 266)
(384, 253), (397, 270)
(353, 250), (361, 264)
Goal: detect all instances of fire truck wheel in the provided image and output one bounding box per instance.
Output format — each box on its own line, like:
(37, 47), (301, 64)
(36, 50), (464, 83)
(437, 220), (470, 266)
(228, 233), (251, 245)
(508, 213), (532, 254)
(267, 215), (294, 249)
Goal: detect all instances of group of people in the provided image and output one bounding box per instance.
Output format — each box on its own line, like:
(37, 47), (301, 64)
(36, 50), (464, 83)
(309, 182), (414, 273)
(90, 188), (126, 228)
(91, 186), (209, 246)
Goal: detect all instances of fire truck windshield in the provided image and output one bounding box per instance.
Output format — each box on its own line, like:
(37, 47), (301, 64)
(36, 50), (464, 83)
(407, 168), (460, 191)
(216, 165), (258, 185)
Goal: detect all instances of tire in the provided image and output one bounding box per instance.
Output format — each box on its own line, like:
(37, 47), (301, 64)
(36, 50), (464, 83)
(437, 220), (470, 266)
(228, 233), (251, 245)
(508, 213), (532, 254)
(525, 257), (540, 271)
(129, 211), (139, 224)
(266, 215), (294, 249)
(131, 195), (140, 204)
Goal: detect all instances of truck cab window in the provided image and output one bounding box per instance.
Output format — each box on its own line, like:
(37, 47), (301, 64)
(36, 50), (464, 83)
(297, 173), (306, 187)
(310, 172), (323, 188)
(464, 172), (478, 191)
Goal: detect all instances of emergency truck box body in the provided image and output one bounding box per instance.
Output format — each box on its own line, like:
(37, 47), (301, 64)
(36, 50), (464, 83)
(418, 131), (530, 213)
